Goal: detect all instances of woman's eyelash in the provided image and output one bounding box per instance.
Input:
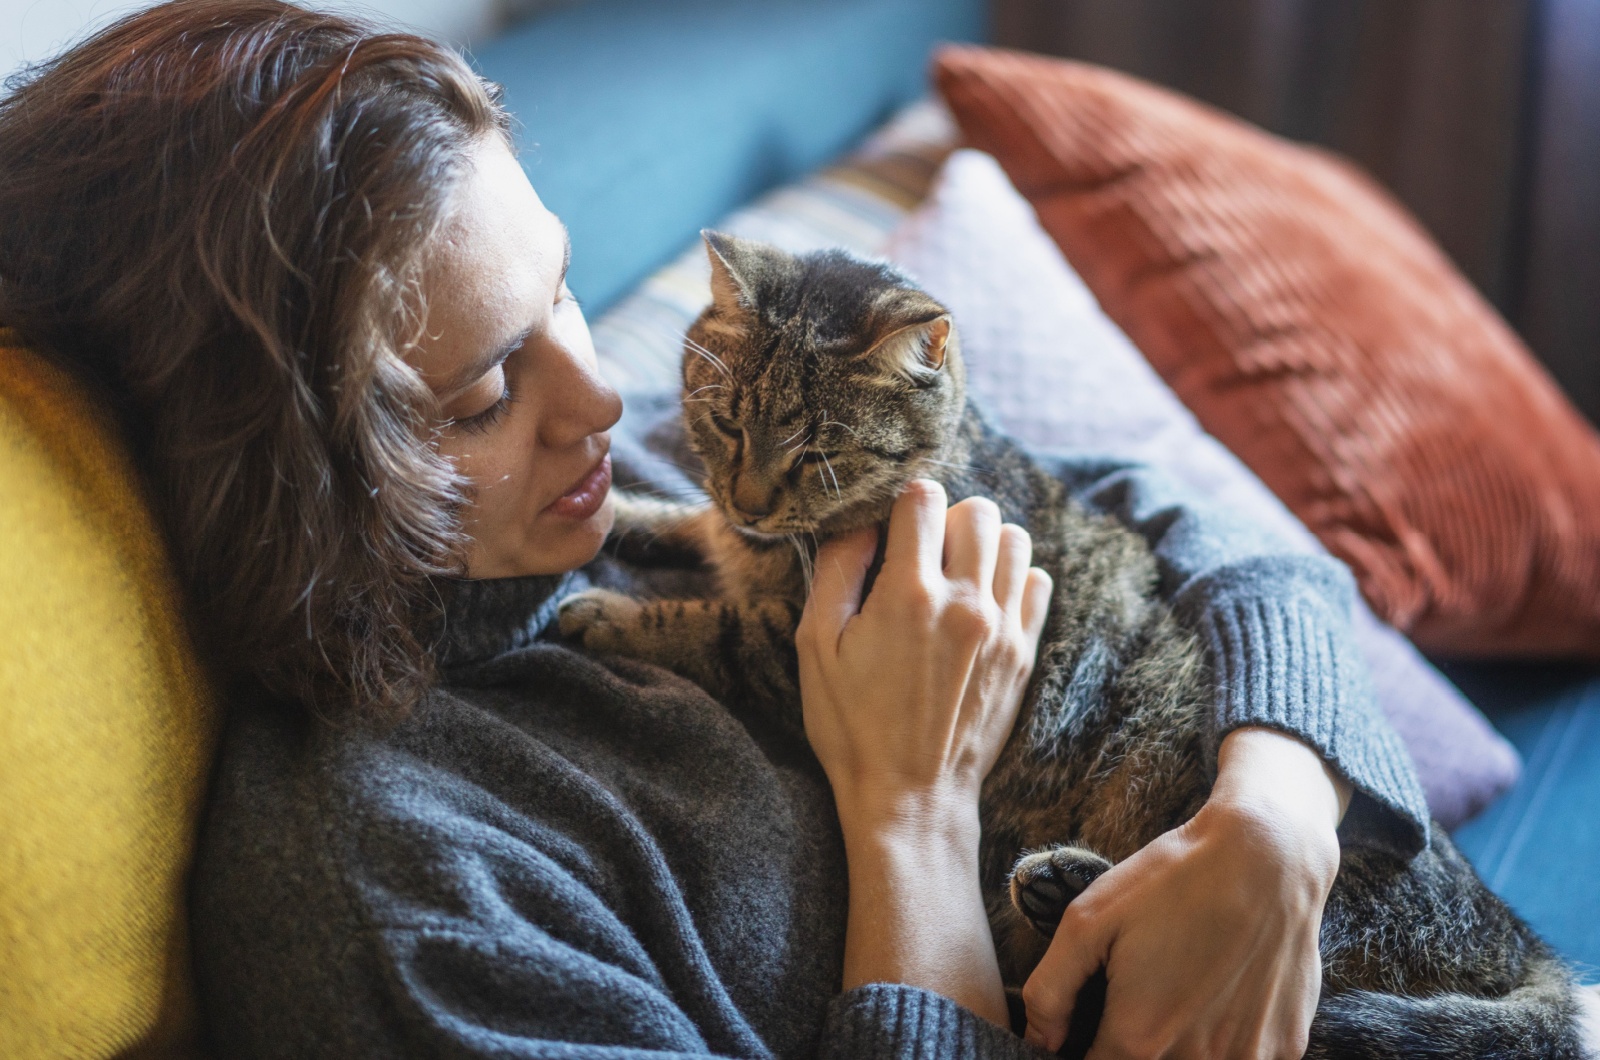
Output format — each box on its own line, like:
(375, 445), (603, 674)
(457, 385), (514, 434)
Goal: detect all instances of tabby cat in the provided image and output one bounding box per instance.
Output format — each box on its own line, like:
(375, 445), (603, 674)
(559, 231), (1591, 1059)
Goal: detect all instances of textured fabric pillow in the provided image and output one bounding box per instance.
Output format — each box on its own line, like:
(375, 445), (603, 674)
(0, 332), (216, 1059)
(934, 46), (1600, 660)
(885, 150), (1520, 828)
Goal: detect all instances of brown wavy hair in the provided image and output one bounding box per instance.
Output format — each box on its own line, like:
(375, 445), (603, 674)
(0, 0), (509, 714)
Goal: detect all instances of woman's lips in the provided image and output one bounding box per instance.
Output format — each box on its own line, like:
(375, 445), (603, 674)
(545, 454), (612, 520)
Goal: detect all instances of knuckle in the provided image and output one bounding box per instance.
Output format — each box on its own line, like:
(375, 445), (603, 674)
(1056, 899), (1095, 933)
(965, 495), (1002, 521)
(896, 582), (940, 621)
(945, 593), (994, 639)
(1020, 979), (1062, 1022)
(1110, 1030), (1162, 1060)
(904, 477), (946, 508)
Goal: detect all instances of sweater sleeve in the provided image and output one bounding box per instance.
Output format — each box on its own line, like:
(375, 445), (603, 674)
(1042, 453), (1431, 857)
(365, 925), (1049, 1060)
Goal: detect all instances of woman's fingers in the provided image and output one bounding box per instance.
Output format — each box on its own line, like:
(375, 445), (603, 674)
(1022, 901), (1110, 1053)
(800, 526), (879, 648)
(879, 479), (947, 587)
(990, 522), (1032, 614)
(1021, 567), (1053, 643)
(942, 496), (1002, 593)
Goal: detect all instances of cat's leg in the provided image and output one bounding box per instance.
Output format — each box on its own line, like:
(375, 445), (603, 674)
(558, 588), (800, 708)
(1008, 845), (1112, 939)
(607, 490), (716, 563)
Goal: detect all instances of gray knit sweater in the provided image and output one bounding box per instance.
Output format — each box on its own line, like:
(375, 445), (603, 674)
(191, 439), (1429, 1059)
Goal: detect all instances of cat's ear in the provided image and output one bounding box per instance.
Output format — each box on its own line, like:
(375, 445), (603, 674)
(702, 230), (764, 324)
(864, 314), (952, 382)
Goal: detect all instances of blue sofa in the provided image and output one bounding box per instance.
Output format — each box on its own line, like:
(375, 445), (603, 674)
(473, 0), (1600, 974)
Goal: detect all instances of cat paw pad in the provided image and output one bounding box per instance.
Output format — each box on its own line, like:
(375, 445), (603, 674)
(557, 588), (641, 651)
(1008, 846), (1112, 939)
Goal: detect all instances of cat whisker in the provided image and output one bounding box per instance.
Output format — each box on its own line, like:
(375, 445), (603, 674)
(818, 449), (842, 501)
(788, 532), (816, 595)
(689, 345), (731, 380)
(917, 457), (986, 476)
(804, 529), (821, 595)
(682, 335), (732, 379)
(615, 485), (710, 508)
(680, 332), (716, 358)
(821, 419), (864, 444)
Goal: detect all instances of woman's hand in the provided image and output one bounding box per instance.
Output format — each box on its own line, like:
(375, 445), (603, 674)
(798, 479), (1051, 1025)
(1021, 727), (1352, 1059)
(799, 479), (1052, 816)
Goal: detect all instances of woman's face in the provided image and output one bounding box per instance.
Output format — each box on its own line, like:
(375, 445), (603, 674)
(412, 136), (623, 579)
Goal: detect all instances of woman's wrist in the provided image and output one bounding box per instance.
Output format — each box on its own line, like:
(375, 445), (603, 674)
(1213, 726), (1350, 826)
(833, 780), (983, 855)
(1204, 726), (1349, 888)
(839, 795), (1007, 1026)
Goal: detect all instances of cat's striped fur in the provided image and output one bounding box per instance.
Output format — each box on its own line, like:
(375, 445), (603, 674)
(560, 232), (1590, 1059)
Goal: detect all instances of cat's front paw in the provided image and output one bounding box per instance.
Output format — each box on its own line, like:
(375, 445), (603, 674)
(1009, 845), (1113, 939)
(558, 588), (643, 654)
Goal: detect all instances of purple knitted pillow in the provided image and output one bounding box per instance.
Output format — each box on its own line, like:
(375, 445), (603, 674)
(886, 149), (1520, 828)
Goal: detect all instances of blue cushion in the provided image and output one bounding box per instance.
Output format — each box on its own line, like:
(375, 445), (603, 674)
(472, 0), (984, 314)
(1449, 662), (1600, 973)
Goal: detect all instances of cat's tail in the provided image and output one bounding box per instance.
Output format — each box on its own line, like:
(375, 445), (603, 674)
(1308, 951), (1592, 1060)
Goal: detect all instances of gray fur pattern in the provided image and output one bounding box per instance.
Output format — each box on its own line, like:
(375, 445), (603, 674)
(560, 233), (1588, 1059)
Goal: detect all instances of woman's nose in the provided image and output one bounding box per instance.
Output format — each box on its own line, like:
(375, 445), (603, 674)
(540, 342), (622, 449)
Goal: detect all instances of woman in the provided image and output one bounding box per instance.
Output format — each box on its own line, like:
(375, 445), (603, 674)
(0, 2), (1429, 1057)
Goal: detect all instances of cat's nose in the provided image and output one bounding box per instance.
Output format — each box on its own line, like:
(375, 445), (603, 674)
(731, 470), (773, 521)
(732, 501), (771, 523)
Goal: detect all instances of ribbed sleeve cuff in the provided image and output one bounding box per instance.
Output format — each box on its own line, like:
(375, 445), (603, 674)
(1202, 592), (1432, 858)
(820, 985), (1050, 1060)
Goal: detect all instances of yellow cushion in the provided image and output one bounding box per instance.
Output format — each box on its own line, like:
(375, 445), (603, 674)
(0, 329), (217, 1059)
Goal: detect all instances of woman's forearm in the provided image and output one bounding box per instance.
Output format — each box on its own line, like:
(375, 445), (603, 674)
(838, 793), (1010, 1028)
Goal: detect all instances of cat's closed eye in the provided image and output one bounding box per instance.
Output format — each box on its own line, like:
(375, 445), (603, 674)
(709, 409), (740, 436)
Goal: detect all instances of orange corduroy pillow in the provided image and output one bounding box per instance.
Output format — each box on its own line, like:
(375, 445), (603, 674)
(935, 45), (1600, 659)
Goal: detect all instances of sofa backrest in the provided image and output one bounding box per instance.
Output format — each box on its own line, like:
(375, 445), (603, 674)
(472, 0), (984, 315)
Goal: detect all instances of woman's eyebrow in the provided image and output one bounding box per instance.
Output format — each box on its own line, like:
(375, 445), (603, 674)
(443, 225), (570, 398)
(447, 325), (530, 398)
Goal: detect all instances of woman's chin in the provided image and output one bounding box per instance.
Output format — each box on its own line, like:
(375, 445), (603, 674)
(467, 493), (615, 579)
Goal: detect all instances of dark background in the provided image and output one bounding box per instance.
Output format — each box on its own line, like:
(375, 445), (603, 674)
(991, 0), (1600, 426)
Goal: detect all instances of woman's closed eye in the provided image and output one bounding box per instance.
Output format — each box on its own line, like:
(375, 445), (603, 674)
(456, 383), (515, 434)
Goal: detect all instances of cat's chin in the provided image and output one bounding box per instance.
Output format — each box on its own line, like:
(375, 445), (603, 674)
(731, 523), (800, 541)
(718, 499), (895, 542)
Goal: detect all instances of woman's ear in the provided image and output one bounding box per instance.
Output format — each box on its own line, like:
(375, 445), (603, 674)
(864, 314), (951, 382)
